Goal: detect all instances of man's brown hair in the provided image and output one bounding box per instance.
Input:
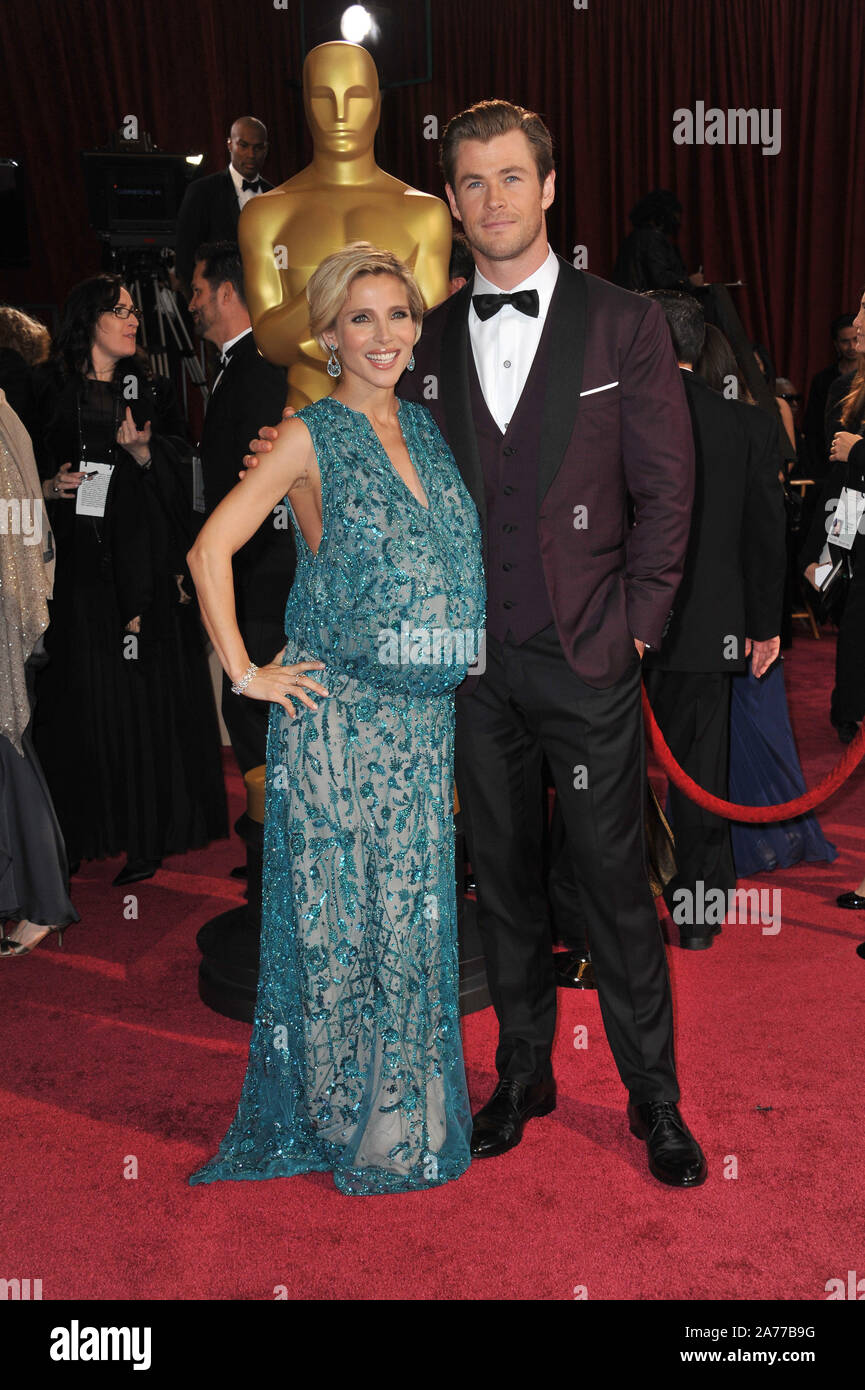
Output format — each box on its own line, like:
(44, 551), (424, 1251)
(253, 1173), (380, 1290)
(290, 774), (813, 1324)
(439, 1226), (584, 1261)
(440, 100), (554, 190)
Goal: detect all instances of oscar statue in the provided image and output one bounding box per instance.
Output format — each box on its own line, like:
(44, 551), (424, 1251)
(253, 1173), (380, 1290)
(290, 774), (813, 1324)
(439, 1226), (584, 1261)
(239, 40), (452, 407)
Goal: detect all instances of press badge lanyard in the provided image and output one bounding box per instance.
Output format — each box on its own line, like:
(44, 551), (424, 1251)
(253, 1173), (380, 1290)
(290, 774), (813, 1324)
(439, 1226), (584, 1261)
(75, 386), (120, 523)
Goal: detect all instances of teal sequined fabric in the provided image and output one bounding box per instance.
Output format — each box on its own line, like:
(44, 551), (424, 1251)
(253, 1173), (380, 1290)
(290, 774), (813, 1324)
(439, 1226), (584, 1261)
(190, 397), (485, 1194)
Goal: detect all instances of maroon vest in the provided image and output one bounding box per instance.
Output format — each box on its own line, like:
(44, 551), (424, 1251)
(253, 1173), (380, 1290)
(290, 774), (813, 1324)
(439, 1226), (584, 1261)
(469, 330), (555, 643)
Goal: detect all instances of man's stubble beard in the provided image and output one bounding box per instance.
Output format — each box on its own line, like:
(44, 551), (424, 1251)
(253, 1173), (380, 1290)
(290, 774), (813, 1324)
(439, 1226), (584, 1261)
(463, 206), (545, 264)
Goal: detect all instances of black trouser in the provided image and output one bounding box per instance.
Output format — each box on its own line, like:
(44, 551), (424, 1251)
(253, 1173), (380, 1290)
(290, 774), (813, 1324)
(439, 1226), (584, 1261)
(546, 796), (590, 956)
(221, 609), (287, 776)
(831, 562), (865, 727)
(643, 668), (736, 925)
(455, 625), (678, 1105)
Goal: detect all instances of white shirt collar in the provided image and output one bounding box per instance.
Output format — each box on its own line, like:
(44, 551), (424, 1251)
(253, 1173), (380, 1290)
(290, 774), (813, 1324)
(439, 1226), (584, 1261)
(220, 326), (252, 360)
(471, 244), (559, 311)
(228, 164), (262, 194)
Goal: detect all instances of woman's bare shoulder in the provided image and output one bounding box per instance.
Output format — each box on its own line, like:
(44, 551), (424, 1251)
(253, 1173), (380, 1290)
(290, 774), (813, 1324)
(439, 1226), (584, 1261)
(268, 413), (317, 477)
(275, 413), (314, 449)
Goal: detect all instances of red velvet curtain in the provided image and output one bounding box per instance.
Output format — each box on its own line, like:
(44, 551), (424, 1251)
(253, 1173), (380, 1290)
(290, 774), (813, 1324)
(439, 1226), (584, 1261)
(1, 0), (863, 390)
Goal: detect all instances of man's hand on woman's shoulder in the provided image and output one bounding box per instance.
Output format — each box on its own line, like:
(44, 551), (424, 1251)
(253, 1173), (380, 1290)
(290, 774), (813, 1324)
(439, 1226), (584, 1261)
(240, 406), (297, 479)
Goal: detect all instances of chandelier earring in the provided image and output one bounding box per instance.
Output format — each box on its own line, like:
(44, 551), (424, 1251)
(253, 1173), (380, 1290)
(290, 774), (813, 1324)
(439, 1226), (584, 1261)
(326, 342), (341, 378)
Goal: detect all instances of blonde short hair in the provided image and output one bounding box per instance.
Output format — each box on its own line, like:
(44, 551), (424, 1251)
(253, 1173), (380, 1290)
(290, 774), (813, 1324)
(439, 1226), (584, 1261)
(306, 242), (425, 351)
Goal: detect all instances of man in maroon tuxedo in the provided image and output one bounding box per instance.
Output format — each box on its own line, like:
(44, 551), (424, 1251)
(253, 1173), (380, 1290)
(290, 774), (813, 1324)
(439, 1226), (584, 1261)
(399, 100), (705, 1187)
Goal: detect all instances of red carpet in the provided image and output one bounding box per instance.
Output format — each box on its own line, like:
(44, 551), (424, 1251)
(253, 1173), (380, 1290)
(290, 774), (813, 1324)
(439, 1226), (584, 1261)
(3, 635), (864, 1301)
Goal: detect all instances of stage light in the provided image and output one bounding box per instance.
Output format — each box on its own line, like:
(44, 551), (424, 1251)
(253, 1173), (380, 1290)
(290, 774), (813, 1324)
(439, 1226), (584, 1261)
(340, 5), (376, 43)
(185, 153), (204, 165)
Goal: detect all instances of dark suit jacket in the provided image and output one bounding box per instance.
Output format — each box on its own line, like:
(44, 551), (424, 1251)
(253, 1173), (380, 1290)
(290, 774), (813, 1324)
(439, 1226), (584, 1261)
(647, 371), (786, 673)
(803, 360), (842, 468)
(199, 331), (294, 628)
(398, 258), (695, 688)
(174, 169), (274, 290)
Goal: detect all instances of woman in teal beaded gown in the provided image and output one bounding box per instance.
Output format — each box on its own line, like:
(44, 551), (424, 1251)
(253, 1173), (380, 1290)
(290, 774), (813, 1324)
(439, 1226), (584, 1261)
(187, 244), (484, 1195)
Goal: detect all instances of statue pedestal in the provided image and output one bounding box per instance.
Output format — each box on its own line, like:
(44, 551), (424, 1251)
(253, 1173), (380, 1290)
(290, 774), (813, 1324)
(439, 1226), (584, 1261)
(196, 768), (490, 1023)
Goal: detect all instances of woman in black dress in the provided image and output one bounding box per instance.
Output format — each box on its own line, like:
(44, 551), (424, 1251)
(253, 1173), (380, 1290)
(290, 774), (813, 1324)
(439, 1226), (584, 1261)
(33, 274), (227, 884)
(802, 351), (865, 741)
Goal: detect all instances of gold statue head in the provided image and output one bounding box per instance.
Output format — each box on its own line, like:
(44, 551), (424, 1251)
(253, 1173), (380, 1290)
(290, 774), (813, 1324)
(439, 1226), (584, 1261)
(302, 41), (381, 160)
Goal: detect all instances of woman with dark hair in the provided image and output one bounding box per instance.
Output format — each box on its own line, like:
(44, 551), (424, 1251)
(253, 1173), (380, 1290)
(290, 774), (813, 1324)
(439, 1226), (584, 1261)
(612, 189), (704, 293)
(32, 274), (227, 885)
(694, 328), (836, 877)
(696, 323), (747, 398)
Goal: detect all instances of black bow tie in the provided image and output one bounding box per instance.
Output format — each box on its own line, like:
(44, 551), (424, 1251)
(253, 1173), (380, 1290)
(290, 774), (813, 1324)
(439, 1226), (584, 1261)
(472, 289), (540, 321)
(241, 178), (262, 192)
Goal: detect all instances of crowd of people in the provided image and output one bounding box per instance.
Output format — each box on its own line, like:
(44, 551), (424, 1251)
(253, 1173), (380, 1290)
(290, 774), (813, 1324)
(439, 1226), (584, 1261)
(0, 95), (862, 1195)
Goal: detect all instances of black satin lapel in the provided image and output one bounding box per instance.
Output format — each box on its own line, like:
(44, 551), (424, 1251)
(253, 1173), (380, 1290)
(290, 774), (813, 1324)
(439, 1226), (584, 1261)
(537, 262), (588, 504)
(226, 172), (240, 231)
(440, 283), (486, 525)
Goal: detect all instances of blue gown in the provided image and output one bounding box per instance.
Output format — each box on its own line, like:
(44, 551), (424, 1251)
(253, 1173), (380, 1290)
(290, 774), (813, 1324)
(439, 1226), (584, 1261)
(190, 397), (485, 1195)
(729, 662), (837, 876)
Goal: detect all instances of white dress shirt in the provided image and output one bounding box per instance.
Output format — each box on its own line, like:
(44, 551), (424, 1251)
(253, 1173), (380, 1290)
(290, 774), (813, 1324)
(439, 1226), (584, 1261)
(228, 163), (264, 212)
(211, 326), (252, 395)
(468, 245), (560, 434)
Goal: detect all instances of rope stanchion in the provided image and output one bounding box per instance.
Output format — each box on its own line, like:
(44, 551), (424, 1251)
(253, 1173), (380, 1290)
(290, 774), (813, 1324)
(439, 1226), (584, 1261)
(641, 682), (865, 823)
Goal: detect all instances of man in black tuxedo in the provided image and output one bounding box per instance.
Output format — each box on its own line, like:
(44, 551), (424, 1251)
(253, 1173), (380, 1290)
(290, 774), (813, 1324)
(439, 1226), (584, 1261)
(398, 101), (706, 1187)
(644, 292), (786, 948)
(802, 313), (858, 473)
(175, 118), (273, 295)
(190, 241), (294, 773)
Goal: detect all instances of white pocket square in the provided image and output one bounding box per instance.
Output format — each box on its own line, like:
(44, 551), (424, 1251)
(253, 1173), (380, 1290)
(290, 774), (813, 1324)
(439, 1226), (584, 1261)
(580, 380), (619, 397)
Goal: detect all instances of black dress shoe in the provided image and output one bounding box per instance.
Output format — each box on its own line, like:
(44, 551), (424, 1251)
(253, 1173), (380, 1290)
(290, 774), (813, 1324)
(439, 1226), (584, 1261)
(837, 891), (865, 910)
(679, 923), (722, 950)
(554, 949), (596, 989)
(112, 858), (161, 887)
(627, 1100), (707, 1187)
(470, 1077), (556, 1159)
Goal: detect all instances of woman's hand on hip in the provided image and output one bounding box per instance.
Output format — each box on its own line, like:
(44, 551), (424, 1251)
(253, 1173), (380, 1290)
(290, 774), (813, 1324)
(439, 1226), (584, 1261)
(244, 659), (329, 716)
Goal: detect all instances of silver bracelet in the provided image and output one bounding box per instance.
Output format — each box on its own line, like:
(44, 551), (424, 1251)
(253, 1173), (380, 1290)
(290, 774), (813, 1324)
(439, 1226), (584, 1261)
(230, 662), (258, 696)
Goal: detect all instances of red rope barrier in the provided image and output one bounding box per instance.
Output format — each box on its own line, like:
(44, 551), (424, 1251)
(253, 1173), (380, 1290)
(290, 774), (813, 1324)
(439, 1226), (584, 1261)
(641, 683), (865, 823)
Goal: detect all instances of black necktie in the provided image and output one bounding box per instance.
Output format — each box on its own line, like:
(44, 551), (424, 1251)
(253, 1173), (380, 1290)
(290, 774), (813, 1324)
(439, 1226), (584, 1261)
(472, 289), (540, 321)
(241, 178), (261, 193)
